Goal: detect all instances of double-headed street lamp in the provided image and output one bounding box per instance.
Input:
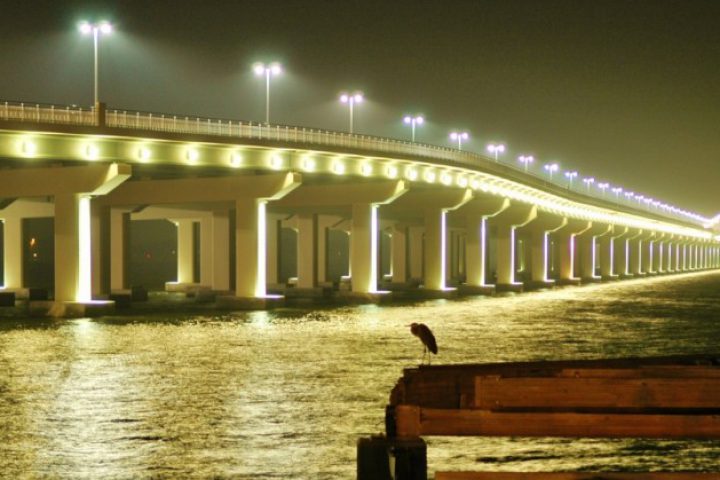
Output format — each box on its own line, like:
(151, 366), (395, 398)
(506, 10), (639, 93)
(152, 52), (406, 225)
(544, 162), (559, 180)
(78, 20), (113, 105)
(597, 182), (610, 197)
(564, 170), (578, 188)
(517, 155), (534, 172)
(449, 131), (469, 150)
(611, 187), (623, 201)
(253, 62), (282, 124)
(340, 91), (363, 134)
(582, 177), (595, 192)
(403, 114), (424, 142)
(486, 143), (505, 161)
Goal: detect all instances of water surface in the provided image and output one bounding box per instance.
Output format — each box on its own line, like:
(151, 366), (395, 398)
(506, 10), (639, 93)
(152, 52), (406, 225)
(1, 271), (720, 478)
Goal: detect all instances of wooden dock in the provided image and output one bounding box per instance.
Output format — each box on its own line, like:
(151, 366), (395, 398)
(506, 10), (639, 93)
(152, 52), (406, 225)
(359, 354), (720, 480)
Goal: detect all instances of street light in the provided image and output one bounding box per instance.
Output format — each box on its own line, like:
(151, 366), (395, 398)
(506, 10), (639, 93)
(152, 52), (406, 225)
(564, 170), (578, 188)
(582, 177), (595, 193)
(597, 182), (609, 197)
(486, 143), (505, 161)
(78, 20), (113, 105)
(403, 114), (424, 142)
(339, 91), (363, 134)
(253, 62), (282, 124)
(449, 131), (469, 150)
(517, 155), (534, 172)
(543, 162), (559, 180)
(611, 187), (623, 201)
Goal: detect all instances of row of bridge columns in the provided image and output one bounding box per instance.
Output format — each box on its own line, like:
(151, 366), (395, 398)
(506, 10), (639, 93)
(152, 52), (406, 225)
(0, 167), (718, 310)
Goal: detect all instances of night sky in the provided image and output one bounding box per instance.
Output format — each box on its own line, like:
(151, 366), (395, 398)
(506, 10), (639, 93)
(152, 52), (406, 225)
(1, 0), (718, 217)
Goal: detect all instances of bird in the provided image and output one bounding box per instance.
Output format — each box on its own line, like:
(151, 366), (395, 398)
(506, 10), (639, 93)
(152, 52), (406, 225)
(409, 322), (438, 365)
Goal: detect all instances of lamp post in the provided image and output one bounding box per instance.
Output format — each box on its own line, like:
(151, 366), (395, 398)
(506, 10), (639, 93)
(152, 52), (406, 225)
(253, 62), (282, 124)
(78, 21), (112, 105)
(582, 177), (595, 193)
(486, 143), (505, 161)
(564, 170), (578, 189)
(340, 92), (363, 134)
(449, 131), (469, 150)
(611, 187), (623, 202)
(543, 162), (559, 180)
(403, 114), (424, 142)
(518, 155), (534, 172)
(597, 182), (609, 197)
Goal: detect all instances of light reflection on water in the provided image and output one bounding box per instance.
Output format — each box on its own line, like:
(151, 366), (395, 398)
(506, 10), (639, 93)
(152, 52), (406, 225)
(1, 271), (720, 478)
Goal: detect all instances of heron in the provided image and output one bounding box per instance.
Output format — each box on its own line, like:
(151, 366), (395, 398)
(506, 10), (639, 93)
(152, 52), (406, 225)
(409, 322), (438, 365)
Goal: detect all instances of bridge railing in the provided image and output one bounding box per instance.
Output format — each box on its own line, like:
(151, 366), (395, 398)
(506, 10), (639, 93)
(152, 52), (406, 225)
(0, 99), (708, 228)
(1, 101), (96, 126)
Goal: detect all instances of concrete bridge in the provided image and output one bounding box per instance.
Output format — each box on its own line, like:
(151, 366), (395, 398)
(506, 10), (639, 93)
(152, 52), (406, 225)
(0, 101), (718, 315)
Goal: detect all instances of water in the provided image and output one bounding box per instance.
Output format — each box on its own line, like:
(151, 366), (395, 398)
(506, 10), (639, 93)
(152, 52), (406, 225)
(1, 271), (720, 479)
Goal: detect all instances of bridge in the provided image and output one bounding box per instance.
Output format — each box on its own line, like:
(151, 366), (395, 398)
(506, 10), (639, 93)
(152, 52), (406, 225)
(0, 101), (718, 315)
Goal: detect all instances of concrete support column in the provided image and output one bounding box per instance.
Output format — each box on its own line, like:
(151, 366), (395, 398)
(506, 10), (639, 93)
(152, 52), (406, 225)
(489, 204), (537, 289)
(296, 214), (318, 289)
(391, 224), (408, 284)
(54, 194), (86, 302)
(90, 201), (106, 297)
(2, 217), (23, 289)
(176, 219), (195, 285)
(628, 233), (645, 276)
(200, 217), (212, 287)
(517, 213), (566, 286)
(599, 227), (627, 279)
(110, 209), (129, 291)
(423, 209), (446, 291)
(465, 215), (485, 287)
(235, 198), (265, 298)
(665, 240), (674, 273)
(265, 214), (281, 287)
(553, 220), (591, 283)
(641, 234), (655, 274)
(577, 223), (612, 281)
(211, 210), (230, 291)
(408, 226), (424, 281)
(350, 203), (378, 293)
(653, 235), (665, 273)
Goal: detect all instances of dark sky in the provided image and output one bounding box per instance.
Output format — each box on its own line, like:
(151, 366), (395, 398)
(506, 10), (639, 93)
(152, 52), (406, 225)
(1, 0), (718, 217)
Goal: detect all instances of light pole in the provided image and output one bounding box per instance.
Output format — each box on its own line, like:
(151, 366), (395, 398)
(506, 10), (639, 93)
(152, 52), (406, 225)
(449, 131), (469, 150)
(597, 182), (609, 197)
(78, 20), (112, 105)
(611, 187), (623, 202)
(518, 155), (534, 172)
(564, 170), (578, 189)
(340, 91), (363, 134)
(486, 143), (505, 161)
(403, 114), (424, 142)
(582, 177), (595, 193)
(253, 62), (282, 124)
(544, 162), (559, 180)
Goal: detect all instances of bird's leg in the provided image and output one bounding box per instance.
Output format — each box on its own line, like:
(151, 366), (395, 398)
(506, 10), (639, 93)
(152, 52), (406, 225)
(421, 346), (427, 365)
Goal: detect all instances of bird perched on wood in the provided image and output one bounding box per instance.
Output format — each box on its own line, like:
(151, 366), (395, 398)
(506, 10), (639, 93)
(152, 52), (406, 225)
(409, 323), (438, 365)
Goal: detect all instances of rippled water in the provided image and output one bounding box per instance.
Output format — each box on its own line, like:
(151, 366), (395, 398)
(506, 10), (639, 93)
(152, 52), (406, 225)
(1, 271), (720, 479)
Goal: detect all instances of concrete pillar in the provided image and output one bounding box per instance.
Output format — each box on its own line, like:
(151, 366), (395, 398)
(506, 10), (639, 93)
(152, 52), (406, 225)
(296, 214), (318, 289)
(176, 219), (195, 284)
(391, 224), (408, 283)
(211, 210), (230, 291)
(90, 201), (106, 297)
(408, 226), (424, 281)
(641, 233), (656, 275)
(553, 220), (592, 284)
(235, 198), (264, 297)
(599, 226), (628, 279)
(615, 228), (639, 277)
(652, 234), (665, 273)
(461, 197), (509, 288)
(423, 209), (446, 291)
(577, 223), (612, 281)
(516, 213), (566, 286)
(2, 216), (23, 289)
(265, 214), (281, 286)
(350, 203), (378, 293)
(489, 204), (537, 289)
(110, 209), (129, 291)
(665, 239), (674, 273)
(54, 194), (83, 302)
(200, 217), (212, 287)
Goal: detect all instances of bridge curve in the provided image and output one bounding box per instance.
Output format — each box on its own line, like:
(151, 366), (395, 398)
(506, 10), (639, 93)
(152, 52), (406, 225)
(0, 101), (718, 315)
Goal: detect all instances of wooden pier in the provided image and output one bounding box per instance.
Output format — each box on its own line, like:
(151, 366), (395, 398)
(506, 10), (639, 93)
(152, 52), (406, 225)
(358, 354), (720, 480)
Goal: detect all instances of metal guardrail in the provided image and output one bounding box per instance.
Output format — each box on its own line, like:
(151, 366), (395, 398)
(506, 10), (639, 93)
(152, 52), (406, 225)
(0, 100), (710, 228)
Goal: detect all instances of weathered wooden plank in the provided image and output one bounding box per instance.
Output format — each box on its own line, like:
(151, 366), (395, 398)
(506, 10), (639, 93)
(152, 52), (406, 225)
(391, 355), (720, 409)
(474, 376), (720, 410)
(557, 367), (720, 378)
(435, 473), (720, 480)
(394, 405), (720, 438)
